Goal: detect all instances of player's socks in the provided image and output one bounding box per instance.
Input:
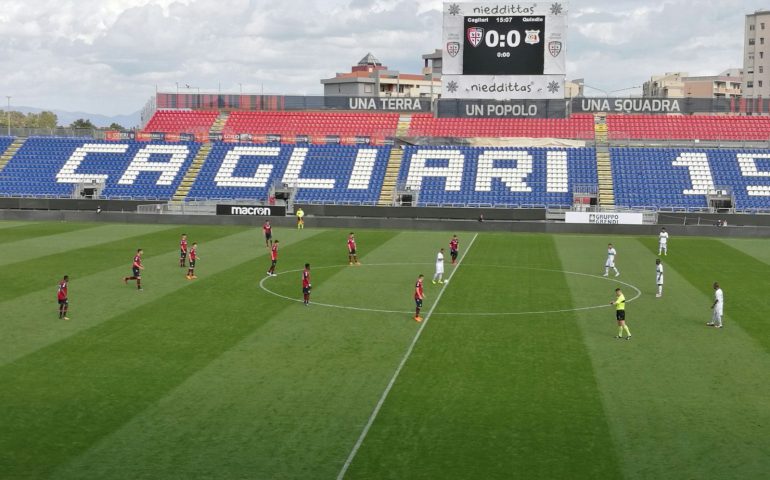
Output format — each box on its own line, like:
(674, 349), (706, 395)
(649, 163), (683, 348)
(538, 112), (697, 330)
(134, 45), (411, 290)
(618, 326), (624, 337)
(623, 325), (631, 337)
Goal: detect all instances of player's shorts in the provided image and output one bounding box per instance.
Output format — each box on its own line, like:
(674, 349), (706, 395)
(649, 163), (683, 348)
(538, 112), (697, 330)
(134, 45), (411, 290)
(415, 298), (423, 308)
(435, 267), (444, 275)
(189, 260), (196, 268)
(616, 310), (626, 321)
(58, 298), (68, 306)
(606, 261), (615, 268)
(132, 267), (141, 277)
(180, 250), (187, 259)
(265, 232), (272, 240)
(657, 276), (664, 285)
(303, 286), (311, 295)
(349, 249), (357, 255)
(450, 250), (458, 258)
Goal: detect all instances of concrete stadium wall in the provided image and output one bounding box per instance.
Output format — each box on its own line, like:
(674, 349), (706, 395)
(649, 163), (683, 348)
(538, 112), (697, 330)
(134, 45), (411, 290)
(3, 209), (770, 238)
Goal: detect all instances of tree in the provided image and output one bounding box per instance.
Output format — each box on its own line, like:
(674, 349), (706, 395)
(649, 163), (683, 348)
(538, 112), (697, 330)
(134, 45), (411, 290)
(70, 118), (96, 130)
(108, 122), (125, 131)
(37, 111), (58, 129)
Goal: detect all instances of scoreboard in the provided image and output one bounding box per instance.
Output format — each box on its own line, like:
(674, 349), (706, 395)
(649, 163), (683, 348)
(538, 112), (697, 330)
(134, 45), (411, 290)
(443, 2), (568, 100)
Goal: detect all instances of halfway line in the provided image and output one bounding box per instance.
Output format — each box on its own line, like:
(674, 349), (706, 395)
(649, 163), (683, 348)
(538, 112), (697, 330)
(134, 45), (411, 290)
(335, 233), (479, 479)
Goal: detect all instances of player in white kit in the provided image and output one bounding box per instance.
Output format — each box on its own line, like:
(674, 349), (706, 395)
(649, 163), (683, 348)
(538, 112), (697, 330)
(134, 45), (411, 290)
(655, 259), (664, 297)
(433, 248), (445, 285)
(658, 227), (669, 255)
(707, 282), (724, 328)
(603, 243), (620, 277)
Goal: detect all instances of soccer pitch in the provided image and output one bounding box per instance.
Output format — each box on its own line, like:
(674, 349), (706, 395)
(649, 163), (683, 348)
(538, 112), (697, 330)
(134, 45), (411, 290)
(1, 220), (769, 480)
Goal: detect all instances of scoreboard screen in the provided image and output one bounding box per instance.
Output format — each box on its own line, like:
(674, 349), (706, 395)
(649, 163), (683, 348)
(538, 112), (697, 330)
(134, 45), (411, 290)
(462, 16), (546, 75)
(443, 2), (567, 100)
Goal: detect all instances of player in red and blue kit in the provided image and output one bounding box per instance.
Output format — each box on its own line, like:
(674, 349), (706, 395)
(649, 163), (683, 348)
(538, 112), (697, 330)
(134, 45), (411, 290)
(123, 249), (144, 291)
(266, 240), (279, 277)
(179, 234), (188, 268)
(449, 234), (459, 265)
(348, 232), (360, 265)
(263, 221), (273, 248)
(302, 263), (312, 305)
(186, 243), (199, 280)
(414, 274), (425, 323)
(57, 275), (70, 320)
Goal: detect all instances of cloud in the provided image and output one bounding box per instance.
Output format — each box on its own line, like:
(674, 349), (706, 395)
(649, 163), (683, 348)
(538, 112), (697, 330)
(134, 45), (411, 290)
(0, 0), (765, 115)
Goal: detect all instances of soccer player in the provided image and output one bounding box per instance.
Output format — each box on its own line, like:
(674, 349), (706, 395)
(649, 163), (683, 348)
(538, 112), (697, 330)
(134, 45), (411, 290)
(658, 227), (669, 256)
(707, 282), (724, 328)
(433, 248), (445, 284)
(449, 235), (459, 265)
(123, 249), (144, 291)
(347, 233), (360, 265)
(414, 274), (425, 323)
(57, 275), (70, 320)
(263, 220), (273, 248)
(611, 288), (631, 340)
(266, 240), (279, 277)
(179, 233), (188, 268)
(603, 243), (620, 277)
(296, 207), (305, 230)
(302, 263), (312, 306)
(655, 258), (664, 298)
(186, 243), (199, 280)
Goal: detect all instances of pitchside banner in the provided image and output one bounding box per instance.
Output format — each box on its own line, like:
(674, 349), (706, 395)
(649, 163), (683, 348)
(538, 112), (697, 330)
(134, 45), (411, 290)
(216, 205), (287, 216)
(565, 212), (645, 225)
(443, 2), (568, 100)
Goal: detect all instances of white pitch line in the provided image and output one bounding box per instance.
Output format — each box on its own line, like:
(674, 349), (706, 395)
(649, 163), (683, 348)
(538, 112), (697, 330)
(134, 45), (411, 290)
(335, 233), (479, 480)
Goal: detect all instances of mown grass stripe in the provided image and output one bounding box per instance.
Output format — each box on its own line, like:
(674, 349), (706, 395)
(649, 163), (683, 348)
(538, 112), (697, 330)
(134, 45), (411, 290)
(344, 233), (623, 479)
(0, 223), (179, 267)
(0, 222), (99, 245)
(0, 229), (333, 479)
(0, 224), (242, 303)
(0, 228), (320, 367)
(556, 235), (770, 480)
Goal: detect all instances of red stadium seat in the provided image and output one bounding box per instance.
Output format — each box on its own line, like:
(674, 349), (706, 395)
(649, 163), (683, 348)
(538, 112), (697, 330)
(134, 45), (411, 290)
(143, 110), (219, 135)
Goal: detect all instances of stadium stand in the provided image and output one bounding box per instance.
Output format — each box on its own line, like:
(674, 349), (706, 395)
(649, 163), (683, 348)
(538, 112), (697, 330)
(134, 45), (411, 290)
(144, 110), (219, 134)
(607, 115), (770, 141)
(397, 146), (597, 207)
(0, 138), (200, 199)
(222, 111), (400, 142)
(407, 113), (595, 139)
(0, 137), (14, 154)
(611, 147), (770, 210)
(186, 143), (391, 204)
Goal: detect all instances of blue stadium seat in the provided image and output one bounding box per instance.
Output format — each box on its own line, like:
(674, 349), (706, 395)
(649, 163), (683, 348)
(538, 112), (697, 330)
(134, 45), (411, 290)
(611, 147), (770, 210)
(397, 146), (597, 207)
(0, 137), (201, 199)
(187, 143), (391, 204)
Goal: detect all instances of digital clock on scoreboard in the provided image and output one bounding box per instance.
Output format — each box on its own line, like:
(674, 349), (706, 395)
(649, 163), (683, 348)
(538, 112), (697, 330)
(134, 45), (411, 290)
(462, 16), (546, 75)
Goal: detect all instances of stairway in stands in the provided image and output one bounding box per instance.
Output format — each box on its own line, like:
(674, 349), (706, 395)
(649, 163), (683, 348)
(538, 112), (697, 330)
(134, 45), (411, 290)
(171, 143), (212, 203)
(210, 111), (230, 136)
(594, 114), (615, 207)
(0, 138), (25, 173)
(376, 114), (412, 206)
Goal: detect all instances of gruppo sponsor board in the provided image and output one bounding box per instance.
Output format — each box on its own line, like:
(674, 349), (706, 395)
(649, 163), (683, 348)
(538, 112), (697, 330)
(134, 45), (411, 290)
(216, 205), (287, 216)
(565, 212), (645, 225)
(443, 2), (567, 100)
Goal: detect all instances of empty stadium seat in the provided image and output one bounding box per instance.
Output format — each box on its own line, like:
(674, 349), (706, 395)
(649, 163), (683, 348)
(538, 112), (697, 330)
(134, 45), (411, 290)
(611, 147), (770, 210)
(222, 111), (399, 142)
(397, 146), (597, 207)
(0, 137), (200, 199)
(186, 143), (391, 204)
(144, 110), (219, 134)
(407, 114), (595, 139)
(607, 115), (770, 141)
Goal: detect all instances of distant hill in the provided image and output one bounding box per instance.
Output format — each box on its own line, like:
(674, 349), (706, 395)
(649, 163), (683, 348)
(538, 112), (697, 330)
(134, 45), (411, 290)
(13, 106), (142, 129)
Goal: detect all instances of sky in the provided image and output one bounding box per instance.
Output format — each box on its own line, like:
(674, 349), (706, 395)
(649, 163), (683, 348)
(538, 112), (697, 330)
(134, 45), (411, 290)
(0, 0), (766, 116)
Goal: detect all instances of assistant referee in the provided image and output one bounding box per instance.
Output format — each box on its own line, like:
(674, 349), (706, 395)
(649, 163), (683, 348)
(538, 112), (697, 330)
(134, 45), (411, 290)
(612, 288), (631, 340)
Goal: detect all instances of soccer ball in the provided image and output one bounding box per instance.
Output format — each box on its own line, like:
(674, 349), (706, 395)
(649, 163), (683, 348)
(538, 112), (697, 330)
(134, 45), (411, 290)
(444, 279), (450, 285)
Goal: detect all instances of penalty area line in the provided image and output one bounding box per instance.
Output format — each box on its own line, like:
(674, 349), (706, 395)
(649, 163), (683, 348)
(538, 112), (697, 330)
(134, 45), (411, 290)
(335, 232), (479, 479)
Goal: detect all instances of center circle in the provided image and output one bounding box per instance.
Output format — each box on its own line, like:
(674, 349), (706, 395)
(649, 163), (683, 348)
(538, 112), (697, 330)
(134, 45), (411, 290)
(258, 263), (642, 316)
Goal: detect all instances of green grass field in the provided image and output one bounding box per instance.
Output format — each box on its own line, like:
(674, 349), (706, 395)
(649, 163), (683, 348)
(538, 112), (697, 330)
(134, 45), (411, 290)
(1, 220), (769, 480)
